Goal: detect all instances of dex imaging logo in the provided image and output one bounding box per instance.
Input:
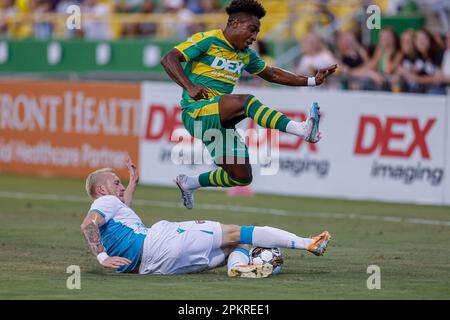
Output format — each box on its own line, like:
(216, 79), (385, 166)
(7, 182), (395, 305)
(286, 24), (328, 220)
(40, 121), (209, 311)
(354, 116), (436, 159)
(353, 115), (444, 186)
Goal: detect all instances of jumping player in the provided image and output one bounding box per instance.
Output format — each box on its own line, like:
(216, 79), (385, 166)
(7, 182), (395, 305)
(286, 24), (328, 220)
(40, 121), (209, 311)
(161, 0), (337, 209)
(80, 158), (331, 278)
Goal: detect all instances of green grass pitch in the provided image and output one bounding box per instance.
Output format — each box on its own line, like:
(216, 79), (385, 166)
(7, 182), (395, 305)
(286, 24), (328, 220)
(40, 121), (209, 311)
(0, 173), (449, 300)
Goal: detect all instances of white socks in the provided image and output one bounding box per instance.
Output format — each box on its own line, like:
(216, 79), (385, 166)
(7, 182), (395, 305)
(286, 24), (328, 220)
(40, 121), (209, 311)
(184, 174), (201, 191)
(251, 226), (314, 250)
(227, 248), (250, 268)
(285, 120), (310, 139)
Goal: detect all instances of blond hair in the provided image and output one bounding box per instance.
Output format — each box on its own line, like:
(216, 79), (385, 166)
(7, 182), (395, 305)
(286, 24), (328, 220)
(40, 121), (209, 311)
(85, 168), (115, 200)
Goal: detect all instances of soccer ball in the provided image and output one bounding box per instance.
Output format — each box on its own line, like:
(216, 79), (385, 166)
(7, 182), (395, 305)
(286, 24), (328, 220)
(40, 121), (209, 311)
(249, 247), (284, 275)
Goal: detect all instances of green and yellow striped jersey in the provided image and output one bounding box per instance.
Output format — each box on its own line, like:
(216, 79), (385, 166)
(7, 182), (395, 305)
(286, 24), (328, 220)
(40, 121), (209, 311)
(174, 29), (267, 107)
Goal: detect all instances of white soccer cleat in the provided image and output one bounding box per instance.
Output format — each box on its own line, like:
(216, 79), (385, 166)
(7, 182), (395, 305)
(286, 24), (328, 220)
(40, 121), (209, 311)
(227, 264), (273, 278)
(305, 102), (321, 143)
(307, 231), (331, 256)
(174, 174), (195, 210)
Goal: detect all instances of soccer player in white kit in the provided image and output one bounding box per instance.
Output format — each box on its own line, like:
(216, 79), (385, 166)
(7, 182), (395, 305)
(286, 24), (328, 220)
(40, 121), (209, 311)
(80, 157), (331, 278)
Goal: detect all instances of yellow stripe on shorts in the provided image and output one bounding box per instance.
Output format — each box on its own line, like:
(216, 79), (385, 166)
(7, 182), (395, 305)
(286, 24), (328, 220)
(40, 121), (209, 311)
(187, 103), (219, 118)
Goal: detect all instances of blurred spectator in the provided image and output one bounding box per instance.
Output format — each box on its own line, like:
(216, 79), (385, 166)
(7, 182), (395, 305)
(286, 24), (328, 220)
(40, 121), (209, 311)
(441, 34), (450, 92)
(295, 32), (337, 77)
(315, 0), (337, 33)
(114, 0), (157, 37)
(393, 29), (420, 92)
(139, 0), (157, 36)
(114, 0), (141, 37)
(369, 27), (401, 90)
(197, 0), (220, 14)
(335, 31), (385, 91)
(82, 0), (112, 40)
(442, 34), (450, 78)
(399, 28), (446, 94)
(162, 0), (198, 39)
(186, 0), (221, 35)
(0, 0), (17, 37)
(115, 0), (144, 13)
(30, 0), (54, 39)
(187, 0), (221, 14)
(163, 0), (184, 13)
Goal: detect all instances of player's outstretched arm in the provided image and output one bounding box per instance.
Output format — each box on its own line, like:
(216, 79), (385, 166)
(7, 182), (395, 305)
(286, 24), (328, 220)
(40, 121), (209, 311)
(161, 48), (209, 100)
(124, 155), (139, 208)
(80, 211), (131, 269)
(258, 64), (338, 86)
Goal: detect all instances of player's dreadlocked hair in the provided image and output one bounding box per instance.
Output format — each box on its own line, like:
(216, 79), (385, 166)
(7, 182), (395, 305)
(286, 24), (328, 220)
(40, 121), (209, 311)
(225, 0), (266, 20)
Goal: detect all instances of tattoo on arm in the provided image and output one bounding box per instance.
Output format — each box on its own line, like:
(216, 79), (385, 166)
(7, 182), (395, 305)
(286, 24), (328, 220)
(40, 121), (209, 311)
(82, 222), (105, 256)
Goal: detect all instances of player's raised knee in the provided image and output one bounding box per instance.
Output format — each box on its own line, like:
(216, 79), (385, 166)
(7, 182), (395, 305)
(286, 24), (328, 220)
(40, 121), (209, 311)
(239, 94), (253, 106)
(228, 172), (252, 186)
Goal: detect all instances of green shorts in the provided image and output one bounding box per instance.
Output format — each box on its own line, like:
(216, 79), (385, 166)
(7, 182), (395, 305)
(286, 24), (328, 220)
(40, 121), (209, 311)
(181, 95), (249, 163)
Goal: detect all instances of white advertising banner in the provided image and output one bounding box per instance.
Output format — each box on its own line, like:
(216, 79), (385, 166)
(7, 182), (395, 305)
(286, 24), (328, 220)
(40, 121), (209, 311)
(140, 82), (217, 186)
(141, 81), (448, 205)
(445, 95), (450, 206)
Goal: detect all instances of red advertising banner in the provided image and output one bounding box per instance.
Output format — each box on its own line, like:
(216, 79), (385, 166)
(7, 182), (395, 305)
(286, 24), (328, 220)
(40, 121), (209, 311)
(0, 80), (140, 178)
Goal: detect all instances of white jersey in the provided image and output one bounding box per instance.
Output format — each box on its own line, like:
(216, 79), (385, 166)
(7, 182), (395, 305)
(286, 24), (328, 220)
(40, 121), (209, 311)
(89, 195), (148, 273)
(139, 220), (224, 275)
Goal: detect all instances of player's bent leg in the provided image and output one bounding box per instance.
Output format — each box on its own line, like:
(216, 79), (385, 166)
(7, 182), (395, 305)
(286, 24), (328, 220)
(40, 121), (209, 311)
(218, 94), (249, 123)
(175, 96), (252, 209)
(175, 161), (252, 210)
(226, 245), (251, 269)
(198, 164), (252, 188)
(241, 94), (322, 143)
(141, 220), (225, 275)
(220, 163), (252, 180)
(226, 245), (272, 278)
(207, 248), (227, 270)
(220, 224), (331, 256)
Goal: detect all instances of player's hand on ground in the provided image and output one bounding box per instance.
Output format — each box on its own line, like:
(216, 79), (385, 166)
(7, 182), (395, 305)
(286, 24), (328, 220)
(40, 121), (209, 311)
(315, 64), (338, 85)
(126, 155), (139, 185)
(187, 85), (209, 100)
(101, 256), (131, 269)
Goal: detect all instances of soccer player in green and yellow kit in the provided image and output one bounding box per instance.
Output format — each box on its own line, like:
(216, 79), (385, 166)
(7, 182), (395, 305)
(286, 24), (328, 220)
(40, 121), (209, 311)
(161, 0), (337, 209)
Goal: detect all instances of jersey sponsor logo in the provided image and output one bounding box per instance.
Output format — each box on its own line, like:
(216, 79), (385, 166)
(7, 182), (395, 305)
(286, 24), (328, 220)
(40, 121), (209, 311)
(210, 57), (245, 75)
(354, 116), (436, 159)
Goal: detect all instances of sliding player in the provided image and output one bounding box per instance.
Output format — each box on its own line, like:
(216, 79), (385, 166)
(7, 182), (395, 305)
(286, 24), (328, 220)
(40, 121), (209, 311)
(80, 158), (331, 278)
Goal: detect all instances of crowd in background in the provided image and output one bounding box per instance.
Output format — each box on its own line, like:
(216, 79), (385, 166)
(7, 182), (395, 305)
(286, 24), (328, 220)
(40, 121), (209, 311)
(294, 27), (450, 95)
(1, 0), (450, 94)
(0, 0), (226, 39)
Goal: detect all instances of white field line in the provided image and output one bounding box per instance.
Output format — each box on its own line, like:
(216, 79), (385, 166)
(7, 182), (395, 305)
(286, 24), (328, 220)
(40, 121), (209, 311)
(1, 191), (450, 227)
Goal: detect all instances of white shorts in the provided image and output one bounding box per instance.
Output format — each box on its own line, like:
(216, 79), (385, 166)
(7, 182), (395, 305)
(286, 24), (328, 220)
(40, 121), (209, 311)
(138, 220), (225, 275)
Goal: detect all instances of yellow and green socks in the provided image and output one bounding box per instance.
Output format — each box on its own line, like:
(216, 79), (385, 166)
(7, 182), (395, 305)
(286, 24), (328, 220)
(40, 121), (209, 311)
(244, 95), (291, 132)
(199, 167), (252, 187)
